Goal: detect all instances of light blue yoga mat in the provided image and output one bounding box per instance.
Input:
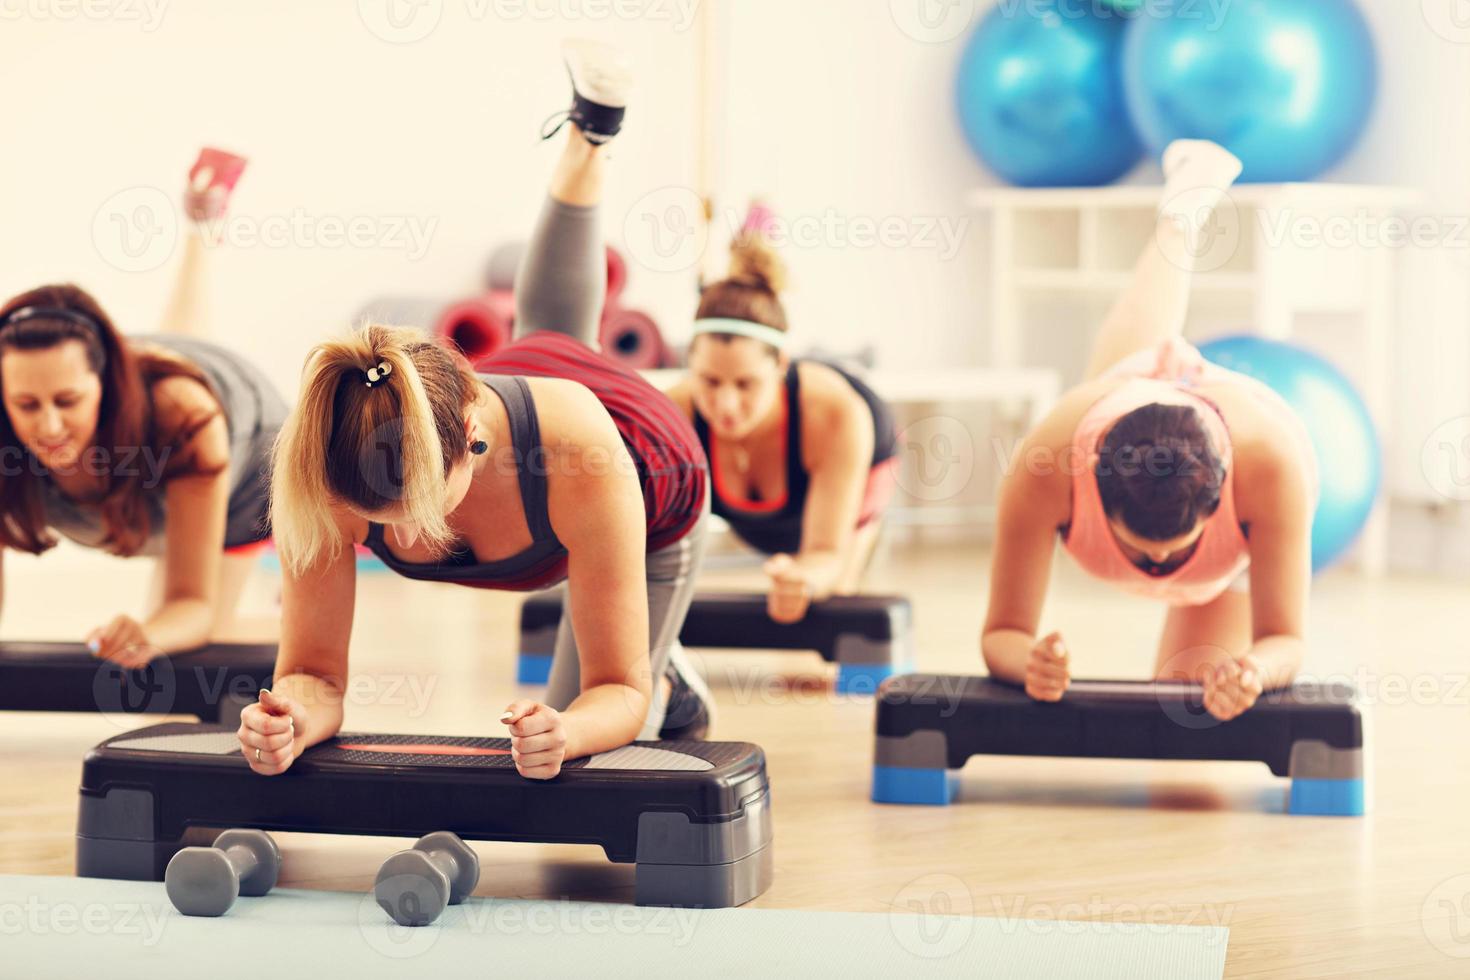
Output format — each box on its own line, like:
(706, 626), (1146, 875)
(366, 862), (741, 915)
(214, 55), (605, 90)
(0, 875), (1228, 979)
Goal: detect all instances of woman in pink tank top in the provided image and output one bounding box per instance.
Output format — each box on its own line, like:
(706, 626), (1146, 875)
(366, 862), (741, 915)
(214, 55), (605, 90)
(982, 141), (1318, 723)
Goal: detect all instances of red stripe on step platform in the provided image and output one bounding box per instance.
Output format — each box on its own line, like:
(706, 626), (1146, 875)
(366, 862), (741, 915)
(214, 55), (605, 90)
(335, 743), (512, 756)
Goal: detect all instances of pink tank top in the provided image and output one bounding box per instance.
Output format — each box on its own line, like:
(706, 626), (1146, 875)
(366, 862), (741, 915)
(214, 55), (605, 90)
(1062, 339), (1250, 607)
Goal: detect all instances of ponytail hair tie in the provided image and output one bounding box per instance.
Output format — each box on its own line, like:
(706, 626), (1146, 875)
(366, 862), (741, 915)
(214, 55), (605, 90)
(364, 361), (393, 388)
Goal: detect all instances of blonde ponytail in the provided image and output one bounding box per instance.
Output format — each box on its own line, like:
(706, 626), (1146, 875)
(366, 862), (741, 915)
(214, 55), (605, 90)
(270, 324), (478, 575)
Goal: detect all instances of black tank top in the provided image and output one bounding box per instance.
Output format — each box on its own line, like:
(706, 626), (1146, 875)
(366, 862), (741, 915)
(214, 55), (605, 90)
(692, 360), (897, 555)
(362, 375), (569, 592)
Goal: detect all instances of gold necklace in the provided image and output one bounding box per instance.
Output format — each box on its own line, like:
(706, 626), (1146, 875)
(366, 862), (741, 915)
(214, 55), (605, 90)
(730, 444), (752, 473)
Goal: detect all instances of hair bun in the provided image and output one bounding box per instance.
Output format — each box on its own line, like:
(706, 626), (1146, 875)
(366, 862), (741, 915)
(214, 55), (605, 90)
(727, 229), (788, 295)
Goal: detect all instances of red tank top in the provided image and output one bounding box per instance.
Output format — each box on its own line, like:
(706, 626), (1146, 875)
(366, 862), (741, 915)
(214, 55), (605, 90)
(363, 332), (707, 592)
(487, 332), (706, 549)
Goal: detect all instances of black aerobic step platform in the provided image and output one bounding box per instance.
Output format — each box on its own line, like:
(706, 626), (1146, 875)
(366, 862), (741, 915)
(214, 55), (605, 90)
(518, 591), (914, 694)
(0, 642), (275, 724)
(76, 724), (773, 908)
(872, 674), (1366, 816)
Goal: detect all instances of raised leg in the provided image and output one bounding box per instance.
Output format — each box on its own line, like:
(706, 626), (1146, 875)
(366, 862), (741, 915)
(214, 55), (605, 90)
(514, 40), (631, 344)
(1083, 141), (1243, 380)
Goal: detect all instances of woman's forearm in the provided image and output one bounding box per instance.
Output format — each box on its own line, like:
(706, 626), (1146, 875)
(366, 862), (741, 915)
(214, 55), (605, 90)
(793, 549), (844, 599)
(142, 598), (216, 654)
(1247, 635), (1306, 690)
(982, 628), (1035, 685)
(272, 672), (346, 755)
(561, 683), (650, 760)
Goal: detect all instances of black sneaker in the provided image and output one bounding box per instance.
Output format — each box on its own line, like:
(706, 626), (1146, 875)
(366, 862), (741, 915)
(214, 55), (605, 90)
(541, 39), (632, 146)
(658, 649), (714, 741)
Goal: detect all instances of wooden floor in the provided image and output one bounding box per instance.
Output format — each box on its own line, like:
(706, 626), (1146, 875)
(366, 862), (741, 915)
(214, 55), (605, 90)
(2, 538), (1467, 978)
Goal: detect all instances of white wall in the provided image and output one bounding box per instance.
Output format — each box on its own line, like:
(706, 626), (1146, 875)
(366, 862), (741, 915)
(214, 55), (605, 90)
(3, 0), (1468, 566)
(2, 0), (704, 398)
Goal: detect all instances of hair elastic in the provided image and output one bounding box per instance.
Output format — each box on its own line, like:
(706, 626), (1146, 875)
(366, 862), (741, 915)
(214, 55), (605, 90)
(363, 361), (393, 388)
(691, 317), (788, 351)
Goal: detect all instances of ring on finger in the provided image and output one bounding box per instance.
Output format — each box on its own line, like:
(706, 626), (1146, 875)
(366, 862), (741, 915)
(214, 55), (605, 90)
(255, 748), (262, 763)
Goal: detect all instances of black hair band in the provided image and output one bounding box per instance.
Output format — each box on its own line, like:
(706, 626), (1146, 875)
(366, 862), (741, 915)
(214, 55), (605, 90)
(0, 306), (104, 334)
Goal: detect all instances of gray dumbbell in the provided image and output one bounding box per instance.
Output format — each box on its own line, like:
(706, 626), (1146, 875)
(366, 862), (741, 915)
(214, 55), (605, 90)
(374, 831), (480, 927)
(165, 829), (281, 916)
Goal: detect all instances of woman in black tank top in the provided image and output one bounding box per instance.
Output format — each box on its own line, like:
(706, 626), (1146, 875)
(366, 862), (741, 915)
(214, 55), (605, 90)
(664, 216), (899, 624)
(0, 158), (284, 668)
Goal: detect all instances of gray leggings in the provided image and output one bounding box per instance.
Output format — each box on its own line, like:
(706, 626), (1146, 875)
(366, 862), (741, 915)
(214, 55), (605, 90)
(516, 195), (709, 739)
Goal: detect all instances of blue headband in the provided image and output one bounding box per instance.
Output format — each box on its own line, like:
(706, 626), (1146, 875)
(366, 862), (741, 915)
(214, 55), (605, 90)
(691, 317), (788, 351)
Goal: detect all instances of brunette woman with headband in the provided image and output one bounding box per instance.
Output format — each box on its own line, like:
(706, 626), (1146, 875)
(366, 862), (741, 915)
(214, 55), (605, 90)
(243, 41), (714, 782)
(0, 163), (286, 667)
(662, 214), (900, 625)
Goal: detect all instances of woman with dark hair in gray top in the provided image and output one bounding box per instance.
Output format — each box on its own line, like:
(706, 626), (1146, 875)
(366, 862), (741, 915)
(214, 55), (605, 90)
(0, 170), (286, 667)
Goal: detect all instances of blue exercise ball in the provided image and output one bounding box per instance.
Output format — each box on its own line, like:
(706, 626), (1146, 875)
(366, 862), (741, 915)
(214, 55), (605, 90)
(1199, 335), (1381, 572)
(1122, 0), (1377, 183)
(956, 0), (1144, 187)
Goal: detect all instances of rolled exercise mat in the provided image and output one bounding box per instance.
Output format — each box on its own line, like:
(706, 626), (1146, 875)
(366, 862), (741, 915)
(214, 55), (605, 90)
(486, 242), (628, 303)
(604, 244), (628, 301)
(599, 306), (667, 370)
(435, 291), (514, 363)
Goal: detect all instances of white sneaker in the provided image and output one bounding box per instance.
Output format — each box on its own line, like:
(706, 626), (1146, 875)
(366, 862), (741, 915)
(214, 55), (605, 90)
(563, 38), (632, 109)
(542, 39), (633, 144)
(1158, 139), (1244, 241)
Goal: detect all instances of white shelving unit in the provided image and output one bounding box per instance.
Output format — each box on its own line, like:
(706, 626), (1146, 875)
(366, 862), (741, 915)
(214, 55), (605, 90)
(970, 183), (1422, 574)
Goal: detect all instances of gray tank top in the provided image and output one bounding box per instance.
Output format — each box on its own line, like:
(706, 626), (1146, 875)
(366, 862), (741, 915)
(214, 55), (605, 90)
(39, 335), (288, 556)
